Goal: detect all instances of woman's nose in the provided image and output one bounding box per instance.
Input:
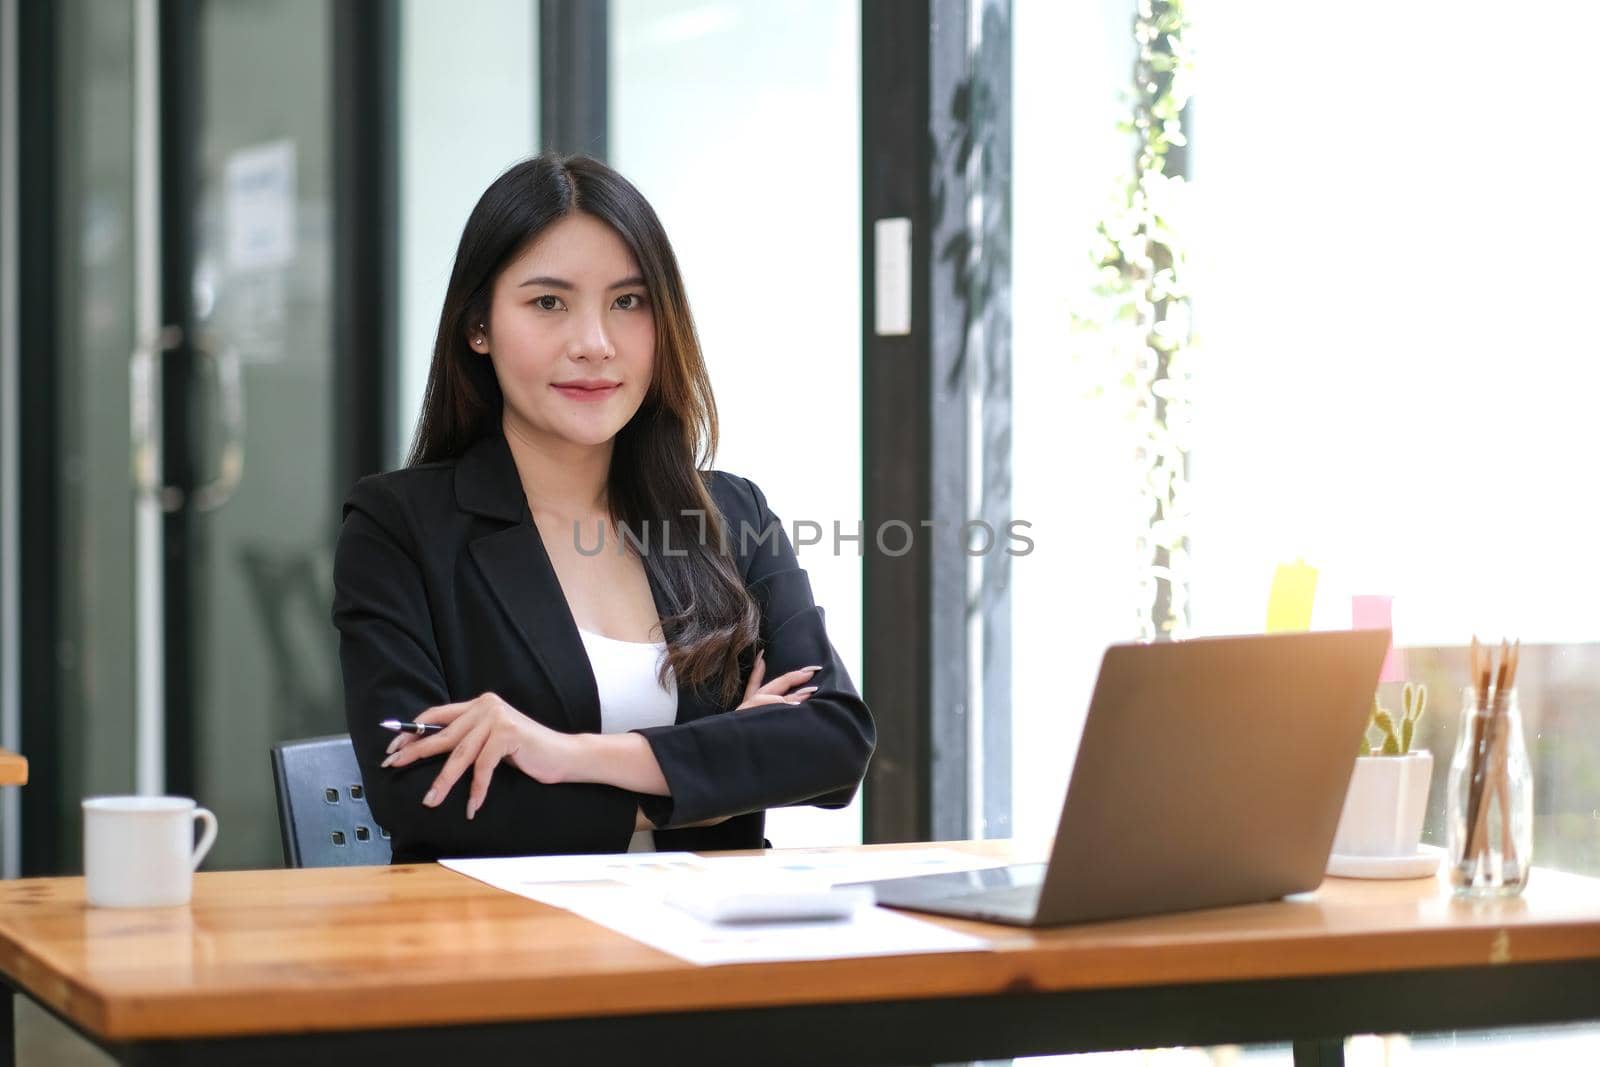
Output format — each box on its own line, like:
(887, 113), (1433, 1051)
(569, 312), (615, 361)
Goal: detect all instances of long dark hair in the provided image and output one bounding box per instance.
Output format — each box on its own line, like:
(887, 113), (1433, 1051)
(409, 154), (758, 703)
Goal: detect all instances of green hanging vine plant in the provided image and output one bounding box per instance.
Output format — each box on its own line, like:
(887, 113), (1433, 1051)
(1072, 0), (1195, 642)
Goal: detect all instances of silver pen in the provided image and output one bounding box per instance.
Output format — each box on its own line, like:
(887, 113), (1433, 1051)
(379, 718), (445, 736)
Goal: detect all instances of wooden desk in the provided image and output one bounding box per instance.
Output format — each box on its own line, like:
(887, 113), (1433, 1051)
(0, 749), (25, 787)
(1, 841), (1598, 1067)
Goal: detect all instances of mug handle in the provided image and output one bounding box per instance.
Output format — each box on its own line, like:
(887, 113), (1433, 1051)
(191, 807), (218, 870)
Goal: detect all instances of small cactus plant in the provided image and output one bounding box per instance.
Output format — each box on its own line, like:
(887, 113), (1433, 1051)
(1358, 682), (1427, 756)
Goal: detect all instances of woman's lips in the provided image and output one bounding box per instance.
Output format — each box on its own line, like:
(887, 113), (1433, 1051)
(551, 382), (622, 403)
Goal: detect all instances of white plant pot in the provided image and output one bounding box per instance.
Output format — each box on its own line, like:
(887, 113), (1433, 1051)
(1330, 751), (1433, 858)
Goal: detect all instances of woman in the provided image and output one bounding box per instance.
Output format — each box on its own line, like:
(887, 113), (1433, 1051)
(332, 154), (875, 863)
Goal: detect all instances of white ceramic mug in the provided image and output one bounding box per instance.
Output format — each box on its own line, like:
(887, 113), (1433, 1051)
(82, 796), (218, 908)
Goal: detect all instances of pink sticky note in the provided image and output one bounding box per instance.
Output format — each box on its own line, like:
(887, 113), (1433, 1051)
(1352, 594), (1405, 682)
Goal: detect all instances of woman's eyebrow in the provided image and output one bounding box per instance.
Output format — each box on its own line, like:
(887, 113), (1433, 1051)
(517, 275), (646, 289)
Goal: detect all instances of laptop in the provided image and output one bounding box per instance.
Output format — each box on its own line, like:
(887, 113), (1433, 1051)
(845, 630), (1391, 927)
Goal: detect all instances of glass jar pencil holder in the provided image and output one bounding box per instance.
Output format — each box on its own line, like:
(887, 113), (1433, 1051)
(1446, 686), (1533, 896)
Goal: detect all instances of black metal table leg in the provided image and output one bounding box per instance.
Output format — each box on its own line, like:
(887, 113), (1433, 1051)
(2, 984), (15, 1067)
(1292, 1038), (1346, 1067)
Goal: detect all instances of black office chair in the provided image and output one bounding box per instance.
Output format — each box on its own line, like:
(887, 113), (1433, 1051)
(270, 734), (392, 867)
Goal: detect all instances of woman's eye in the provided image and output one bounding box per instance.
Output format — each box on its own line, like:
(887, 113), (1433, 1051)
(614, 293), (647, 311)
(534, 295), (564, 311)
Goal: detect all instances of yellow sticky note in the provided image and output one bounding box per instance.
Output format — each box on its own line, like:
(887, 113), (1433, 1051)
(1266, 560), (1318, 632)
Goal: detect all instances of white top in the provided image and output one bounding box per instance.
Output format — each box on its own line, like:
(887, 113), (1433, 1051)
(577, 627), (678, 853)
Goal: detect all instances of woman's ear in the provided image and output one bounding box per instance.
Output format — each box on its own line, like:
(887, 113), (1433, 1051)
(467, 319), (490, 354)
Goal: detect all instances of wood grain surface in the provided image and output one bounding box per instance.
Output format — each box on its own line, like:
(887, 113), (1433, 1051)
(1, 840), (1598, 1041)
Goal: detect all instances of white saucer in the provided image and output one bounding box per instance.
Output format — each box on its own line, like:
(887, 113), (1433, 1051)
(1326, 844), (1443, 880)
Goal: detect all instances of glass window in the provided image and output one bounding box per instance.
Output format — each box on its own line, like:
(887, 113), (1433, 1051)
(1187, 1), (1600, 878)
(396, 0), (538, 462)
(1015, 0), (1600, 1056)
(1187, 1), (1600, 646)
(1011, 0), (1143, 840)
(1014, 0), (1600, 880)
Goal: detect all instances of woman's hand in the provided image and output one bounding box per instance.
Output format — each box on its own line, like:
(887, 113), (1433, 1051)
(380, 692), (577, 820)
(623, 655), (817, 837)
(735, 651), (820, 711)
(378, 654), (819, 822)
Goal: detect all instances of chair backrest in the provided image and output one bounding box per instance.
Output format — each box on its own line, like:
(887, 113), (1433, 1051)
(270, 734), (392, 867)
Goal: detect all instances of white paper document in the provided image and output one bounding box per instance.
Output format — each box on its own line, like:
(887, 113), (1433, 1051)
(440, 848), (1010, 967)
(224, 140), (297, 272)
(697, 846), (1023, 885)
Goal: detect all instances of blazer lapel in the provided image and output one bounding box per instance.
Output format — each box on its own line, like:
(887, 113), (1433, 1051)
(457, 436), (601, 735)
(469, 528), (601, 734)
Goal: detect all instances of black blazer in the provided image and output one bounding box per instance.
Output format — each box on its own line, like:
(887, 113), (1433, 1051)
(332, 434), (875, 863)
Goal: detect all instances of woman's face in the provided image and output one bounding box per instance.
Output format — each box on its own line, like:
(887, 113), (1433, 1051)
(471, 212), (656, 451)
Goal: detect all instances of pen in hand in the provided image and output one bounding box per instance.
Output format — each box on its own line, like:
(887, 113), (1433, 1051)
(380, 719), (445, 736)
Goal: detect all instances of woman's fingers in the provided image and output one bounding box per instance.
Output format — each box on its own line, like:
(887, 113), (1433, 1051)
(734, 689), (814, 711)
(384, 701), (473, 755)
(378, 692), (520, 818)
(423, 721), (492, 807)
(733, 661), (823, 711)
(465, 738), (504, 820)
(382, 728), (452, 766)
(383, 710), (474, 767)
(757, 665), (822, 696)
(416, 701), (472, 725)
